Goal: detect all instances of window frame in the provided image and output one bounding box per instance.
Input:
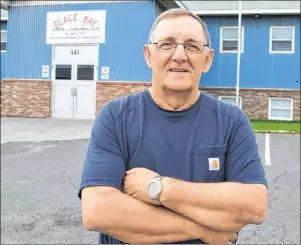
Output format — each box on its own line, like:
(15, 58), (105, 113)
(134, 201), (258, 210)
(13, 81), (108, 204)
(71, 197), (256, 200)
(268, 97), (293, 121)
(1, 30), (7, 53)
(269, 26), (295, 54)
(218, 95), (242, 108)
(220, 26), (244, 53)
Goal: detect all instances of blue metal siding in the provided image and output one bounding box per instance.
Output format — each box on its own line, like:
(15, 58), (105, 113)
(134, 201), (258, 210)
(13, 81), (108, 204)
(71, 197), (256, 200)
(1, 53), (6, 79)
(6, 1), (158, 80)
(201, 15), (300, 89)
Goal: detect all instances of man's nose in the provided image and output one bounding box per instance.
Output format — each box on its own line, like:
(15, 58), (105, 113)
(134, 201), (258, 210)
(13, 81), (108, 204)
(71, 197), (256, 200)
(172, 44), (188, 62)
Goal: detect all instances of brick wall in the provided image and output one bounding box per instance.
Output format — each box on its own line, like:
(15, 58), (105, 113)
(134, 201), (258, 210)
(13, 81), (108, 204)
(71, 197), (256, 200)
(96, 81), (151, 113)
(202, 87), (300, 121)
(1, 79), (299, 121)
(1, 79), (51, 118)
(96, 81), (300, 121)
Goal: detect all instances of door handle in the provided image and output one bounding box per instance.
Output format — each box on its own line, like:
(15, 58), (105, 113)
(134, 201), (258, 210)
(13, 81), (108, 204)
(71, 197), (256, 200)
(71, 88), (77, 97)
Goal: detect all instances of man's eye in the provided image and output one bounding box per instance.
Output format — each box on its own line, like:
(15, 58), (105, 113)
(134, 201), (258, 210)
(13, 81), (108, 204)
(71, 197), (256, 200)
(160, 42), (173, 47)
(186, 43), (201, 52)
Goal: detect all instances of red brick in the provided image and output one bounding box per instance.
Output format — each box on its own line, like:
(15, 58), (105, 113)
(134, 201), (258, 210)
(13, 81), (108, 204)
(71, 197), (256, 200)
(1, 79), (300, 120)
(0, 79), (51, 118)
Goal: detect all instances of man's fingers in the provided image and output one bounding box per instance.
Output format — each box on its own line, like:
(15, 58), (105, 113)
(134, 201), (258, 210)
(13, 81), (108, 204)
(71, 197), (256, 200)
(126, 168), (135, 174)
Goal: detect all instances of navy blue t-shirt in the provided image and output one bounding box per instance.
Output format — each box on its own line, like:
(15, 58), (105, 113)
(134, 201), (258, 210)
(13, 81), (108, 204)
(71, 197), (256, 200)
(78, 89), (267, 244)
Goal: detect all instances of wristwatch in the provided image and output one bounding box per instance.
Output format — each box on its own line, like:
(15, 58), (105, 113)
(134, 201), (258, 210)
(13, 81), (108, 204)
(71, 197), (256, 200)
(147, 175), (164, 205)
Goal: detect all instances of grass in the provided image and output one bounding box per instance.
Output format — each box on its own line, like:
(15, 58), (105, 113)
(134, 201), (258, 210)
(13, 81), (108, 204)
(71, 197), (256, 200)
(250, 120), (300, 134)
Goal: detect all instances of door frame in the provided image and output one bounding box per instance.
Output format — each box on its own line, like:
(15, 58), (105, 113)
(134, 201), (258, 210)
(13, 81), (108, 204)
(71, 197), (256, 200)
(51, 44), (99, 119)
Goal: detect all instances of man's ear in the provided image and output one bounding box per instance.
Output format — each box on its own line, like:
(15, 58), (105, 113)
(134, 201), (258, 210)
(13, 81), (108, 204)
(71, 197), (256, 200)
(143, 44), (152, 68)
(202, 49), (214, 74)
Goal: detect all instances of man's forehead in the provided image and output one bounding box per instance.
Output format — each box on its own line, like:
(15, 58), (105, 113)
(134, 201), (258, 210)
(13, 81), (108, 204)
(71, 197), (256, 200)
(153, 16), (205, 41)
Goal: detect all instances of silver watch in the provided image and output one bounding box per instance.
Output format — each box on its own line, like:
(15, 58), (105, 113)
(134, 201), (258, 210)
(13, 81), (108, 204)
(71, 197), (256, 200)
(147, 175), (163, 204)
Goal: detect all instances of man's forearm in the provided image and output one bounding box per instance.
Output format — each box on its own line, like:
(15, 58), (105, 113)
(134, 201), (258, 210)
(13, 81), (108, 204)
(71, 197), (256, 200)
(83, 188), (205, 244)
(160, 178), (268, 232)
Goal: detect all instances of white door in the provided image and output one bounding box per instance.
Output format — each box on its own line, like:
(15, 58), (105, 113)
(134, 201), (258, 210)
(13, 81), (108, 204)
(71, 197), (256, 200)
(52, 44), (99, 119)
(52, 63), (74, 118)
(52, 62), (97, 119)
(73, 62), (97, 119)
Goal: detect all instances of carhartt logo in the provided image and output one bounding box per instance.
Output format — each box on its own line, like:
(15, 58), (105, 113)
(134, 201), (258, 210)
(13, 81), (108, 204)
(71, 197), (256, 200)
(208, 158), (220, 171)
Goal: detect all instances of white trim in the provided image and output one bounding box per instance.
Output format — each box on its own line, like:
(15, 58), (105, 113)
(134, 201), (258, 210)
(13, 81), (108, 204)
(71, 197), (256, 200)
(265, 134), (271, 166)
(192, 9), (300, 15)
(220, 26), (244, 53)
(218, 95), (242, 108)
(268, 97), (293, 121)
(175, 1), (188, 9)
(1, 30), (7, 52)
(269, 26), (295, 54)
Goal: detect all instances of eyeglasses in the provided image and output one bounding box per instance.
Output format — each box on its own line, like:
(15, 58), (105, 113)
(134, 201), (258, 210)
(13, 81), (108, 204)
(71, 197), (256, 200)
(150, 40), (208, 54)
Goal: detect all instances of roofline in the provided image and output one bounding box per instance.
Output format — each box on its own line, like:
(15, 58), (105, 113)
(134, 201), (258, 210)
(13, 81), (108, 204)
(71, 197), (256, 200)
(175, 1), (188, 10)
(192, 8), (301, 15)
(157, 0), (180, 10)
(158, 1), (300, 16)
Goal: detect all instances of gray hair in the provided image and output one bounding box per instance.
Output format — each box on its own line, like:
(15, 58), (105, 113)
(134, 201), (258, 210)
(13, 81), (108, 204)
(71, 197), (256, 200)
(148, 8), (211, 48)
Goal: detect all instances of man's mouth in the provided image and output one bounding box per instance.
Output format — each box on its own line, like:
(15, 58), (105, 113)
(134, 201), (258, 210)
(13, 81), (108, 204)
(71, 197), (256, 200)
(169, 68), (188, 73)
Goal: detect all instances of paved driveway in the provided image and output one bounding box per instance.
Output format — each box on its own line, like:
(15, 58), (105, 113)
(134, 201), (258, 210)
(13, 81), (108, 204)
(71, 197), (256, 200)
(1, 117), (300, 244)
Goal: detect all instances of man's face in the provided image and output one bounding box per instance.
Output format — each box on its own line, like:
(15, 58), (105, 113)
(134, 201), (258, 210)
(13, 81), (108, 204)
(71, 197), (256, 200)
(144, 15), (214, 92)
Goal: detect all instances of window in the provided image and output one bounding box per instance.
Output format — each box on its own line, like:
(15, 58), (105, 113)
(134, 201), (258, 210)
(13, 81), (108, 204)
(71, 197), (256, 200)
(220, 26), (244, 53)
(77, 65), (94, 80)
(270, 26), (295, 53)
(55, 65), (72, 80)
(1, 30), (7, 52)
(269, 98), (293, 121)
(219, 96), (242, 108)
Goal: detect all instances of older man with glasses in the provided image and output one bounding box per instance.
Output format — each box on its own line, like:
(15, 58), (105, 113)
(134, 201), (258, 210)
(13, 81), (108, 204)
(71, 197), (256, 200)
(78, 8), (268, 245)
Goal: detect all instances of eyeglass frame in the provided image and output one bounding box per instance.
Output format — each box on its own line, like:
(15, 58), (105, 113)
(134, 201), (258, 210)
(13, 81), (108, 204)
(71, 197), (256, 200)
(149, 39), (209, 54)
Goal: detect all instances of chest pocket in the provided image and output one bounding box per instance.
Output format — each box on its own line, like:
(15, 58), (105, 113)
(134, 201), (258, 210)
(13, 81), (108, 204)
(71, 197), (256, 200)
(192, 144), (228, 183)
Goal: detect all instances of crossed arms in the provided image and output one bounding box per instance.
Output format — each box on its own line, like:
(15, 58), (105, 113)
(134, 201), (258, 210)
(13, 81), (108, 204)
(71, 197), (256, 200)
(79, 106), (268, 244)
(81, 176), (267, 244)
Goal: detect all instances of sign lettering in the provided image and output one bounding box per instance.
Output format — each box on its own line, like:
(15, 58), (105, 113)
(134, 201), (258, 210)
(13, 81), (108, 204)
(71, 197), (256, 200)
(71, 49), (79, 55)
(46, 10), (106, 44)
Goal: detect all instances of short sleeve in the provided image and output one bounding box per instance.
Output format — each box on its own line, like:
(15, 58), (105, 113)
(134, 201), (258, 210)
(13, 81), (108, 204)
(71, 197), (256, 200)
(78, 103), (126, 199)
(225, 109), (268, 189)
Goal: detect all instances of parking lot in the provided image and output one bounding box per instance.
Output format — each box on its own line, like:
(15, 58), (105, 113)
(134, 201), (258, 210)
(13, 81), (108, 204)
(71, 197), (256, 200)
(1, 117), (300, 244)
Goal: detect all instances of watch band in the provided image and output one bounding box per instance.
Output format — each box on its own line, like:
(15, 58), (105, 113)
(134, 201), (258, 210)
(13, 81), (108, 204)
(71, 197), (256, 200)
(153, 175), (164, 204)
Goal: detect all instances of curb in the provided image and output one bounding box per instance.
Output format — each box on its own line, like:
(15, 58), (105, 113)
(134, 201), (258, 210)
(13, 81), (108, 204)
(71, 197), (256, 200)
(254, 130), (299, 134)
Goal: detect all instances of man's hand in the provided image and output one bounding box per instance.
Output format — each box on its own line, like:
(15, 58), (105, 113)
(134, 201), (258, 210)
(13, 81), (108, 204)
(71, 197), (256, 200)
(200, 228), (238, 244)
(123, 168), (159, 205)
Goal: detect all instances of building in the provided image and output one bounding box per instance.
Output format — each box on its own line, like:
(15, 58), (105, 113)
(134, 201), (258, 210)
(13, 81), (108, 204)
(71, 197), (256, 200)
(0, 0), (300, 121)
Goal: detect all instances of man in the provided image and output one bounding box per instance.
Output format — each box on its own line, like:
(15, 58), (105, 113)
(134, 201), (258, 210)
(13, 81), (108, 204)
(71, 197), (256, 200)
(78, 8), (268, 244)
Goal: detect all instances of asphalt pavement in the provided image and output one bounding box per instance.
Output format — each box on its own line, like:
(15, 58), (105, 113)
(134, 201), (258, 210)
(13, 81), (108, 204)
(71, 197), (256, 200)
(1, 118), (300, 244)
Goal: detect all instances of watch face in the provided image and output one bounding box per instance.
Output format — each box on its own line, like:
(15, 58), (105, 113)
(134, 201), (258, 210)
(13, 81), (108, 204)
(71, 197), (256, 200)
(148, 182), (160, 198)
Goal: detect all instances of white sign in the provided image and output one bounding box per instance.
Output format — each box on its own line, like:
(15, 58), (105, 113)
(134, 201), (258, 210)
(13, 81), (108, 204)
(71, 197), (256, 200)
(101, 74), (109, 80)
(46, 10), (106, 44)
(101, 66), (109, 80)
(101, 66), (109, 74)
(42, 65), (49, 77)
(42, 65), (49, 72)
